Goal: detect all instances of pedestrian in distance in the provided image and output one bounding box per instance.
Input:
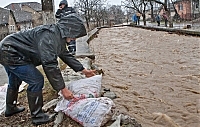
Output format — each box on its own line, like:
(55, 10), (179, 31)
(132, 13), (138, 25)
(162, 12), (168, 27)
(0, 14), (96, 125)
(55, 0), (77, 55)
(155, 14), (161, 26)
(136, 12), (141, 25)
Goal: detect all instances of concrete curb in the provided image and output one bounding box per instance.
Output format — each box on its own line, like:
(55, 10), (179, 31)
(126, 25), (200, 36)
(98, 24), (200, 37)
(133, 25), (200, 37)
(75, 28), (100, 60)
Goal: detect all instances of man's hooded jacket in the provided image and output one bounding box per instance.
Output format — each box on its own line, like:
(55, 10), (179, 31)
(0, 14), (87, 91)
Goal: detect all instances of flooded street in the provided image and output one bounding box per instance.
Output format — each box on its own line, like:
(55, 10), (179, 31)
(89, 27), (200, 127)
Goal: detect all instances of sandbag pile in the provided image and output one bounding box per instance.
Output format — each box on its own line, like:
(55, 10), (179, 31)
(55, 75), (115, 127)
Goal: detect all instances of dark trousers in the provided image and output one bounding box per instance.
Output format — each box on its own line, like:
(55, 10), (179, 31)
(164, 20), (168, 27)
(3, 64), (44, 92)
(137, 16), (140, 25)
(157, 21), (160, 26)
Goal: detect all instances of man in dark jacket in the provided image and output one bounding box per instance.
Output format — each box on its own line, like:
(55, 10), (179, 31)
(55, 0), (76, 19)
(0, 14), (95, 125)
(55, 0), (77, 55)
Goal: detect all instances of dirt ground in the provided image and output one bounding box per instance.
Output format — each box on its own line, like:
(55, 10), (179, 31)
(89, 27), (200, 127)
(0, 26), (199, 127)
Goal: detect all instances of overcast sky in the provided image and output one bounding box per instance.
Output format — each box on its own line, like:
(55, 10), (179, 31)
(0, 0), (122, 10)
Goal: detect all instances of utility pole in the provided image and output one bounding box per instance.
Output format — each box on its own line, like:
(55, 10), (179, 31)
(168, 0), (173, 27)
(41, 0), (55, 25)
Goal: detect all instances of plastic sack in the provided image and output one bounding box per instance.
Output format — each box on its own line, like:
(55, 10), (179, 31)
(56, 97), (115, 127)
(55, 75), (116, 126)
(55, 75), (103, 112)
(0, 84), (7, 115)
(67, 75), (102, 98)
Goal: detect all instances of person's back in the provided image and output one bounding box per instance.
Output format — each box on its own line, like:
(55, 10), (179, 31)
(132, 14), (138, 25)
(162, 12), (168, 27)
(156, 14), (160, 26)
(136, 12), (140, 25)
(156, 15), (160, 21)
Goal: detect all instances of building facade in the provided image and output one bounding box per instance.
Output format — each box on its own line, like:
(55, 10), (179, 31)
(0, 7), (16, 40)
(174, 0), (200, 20)
(5, 2), (43, 27)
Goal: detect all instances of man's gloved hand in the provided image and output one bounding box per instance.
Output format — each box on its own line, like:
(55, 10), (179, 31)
(82, 68), (96, 78)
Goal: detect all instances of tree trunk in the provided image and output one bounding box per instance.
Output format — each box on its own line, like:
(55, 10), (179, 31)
(150, 2), (154, 22)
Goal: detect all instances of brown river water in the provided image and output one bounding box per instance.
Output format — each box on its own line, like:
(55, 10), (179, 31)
(89, 27), (200, 127)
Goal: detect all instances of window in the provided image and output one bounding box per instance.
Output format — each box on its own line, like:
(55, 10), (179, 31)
(10, 25), (12, 31)
(10, 25), (15, 31)
(195, 3), (199, 9)
(179, 3), (183, 10)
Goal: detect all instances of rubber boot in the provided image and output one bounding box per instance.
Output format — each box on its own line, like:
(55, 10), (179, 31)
(5, 88), (25, 117)
(27, 90), (53, 125)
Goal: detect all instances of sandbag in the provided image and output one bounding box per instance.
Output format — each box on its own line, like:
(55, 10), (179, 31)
(55, 75), (116, 127)
(55, 97), (115, 127)
(67, 75), (102, 98)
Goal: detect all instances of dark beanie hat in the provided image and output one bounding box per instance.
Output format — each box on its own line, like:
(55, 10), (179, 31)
(57, 14), (87, 38)
(59, 0), (68, 6)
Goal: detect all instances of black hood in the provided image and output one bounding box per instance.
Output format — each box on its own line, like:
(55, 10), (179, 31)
(59, 0), (68, 6)
(57, 14), (87, 39)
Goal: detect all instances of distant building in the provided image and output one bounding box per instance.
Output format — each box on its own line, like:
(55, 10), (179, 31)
(13, 10), (33, 31)
(174, 0), (200, 20)
(0, 2), (43, 40)
(5, 2), (43, 27)
(0, 7), (15, 40)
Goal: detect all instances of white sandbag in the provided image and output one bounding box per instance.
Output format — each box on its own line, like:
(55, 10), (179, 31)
(55, 75), (103, 112)
(64, 97), (115, 127)
(67, 75), (102, 98)
(55, 97), (115, 127)
(0, 84), (7, 115)
(55, 75), (115, 126)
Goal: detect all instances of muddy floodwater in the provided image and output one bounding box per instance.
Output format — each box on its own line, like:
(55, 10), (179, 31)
(89, 27), (200, 127)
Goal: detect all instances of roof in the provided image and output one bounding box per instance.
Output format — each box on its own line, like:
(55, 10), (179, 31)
(0, 6), (33, 26)
(0, 7), (10, 25)
(13, 10), (32, 23)
(5, 2), (42, 12)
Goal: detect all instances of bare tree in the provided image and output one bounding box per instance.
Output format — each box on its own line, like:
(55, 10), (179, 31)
(108, 5), (125, 24)
(75, 0), (93, 30)
(170, 0), (181, 21)
(122, 0), (148, 25)
(99, 7), (109, 26)
(122, 0), (179, 27)
(91, 1), (107, 27)
(74, 0), (107, 30)
(151, 0), (174, 27)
